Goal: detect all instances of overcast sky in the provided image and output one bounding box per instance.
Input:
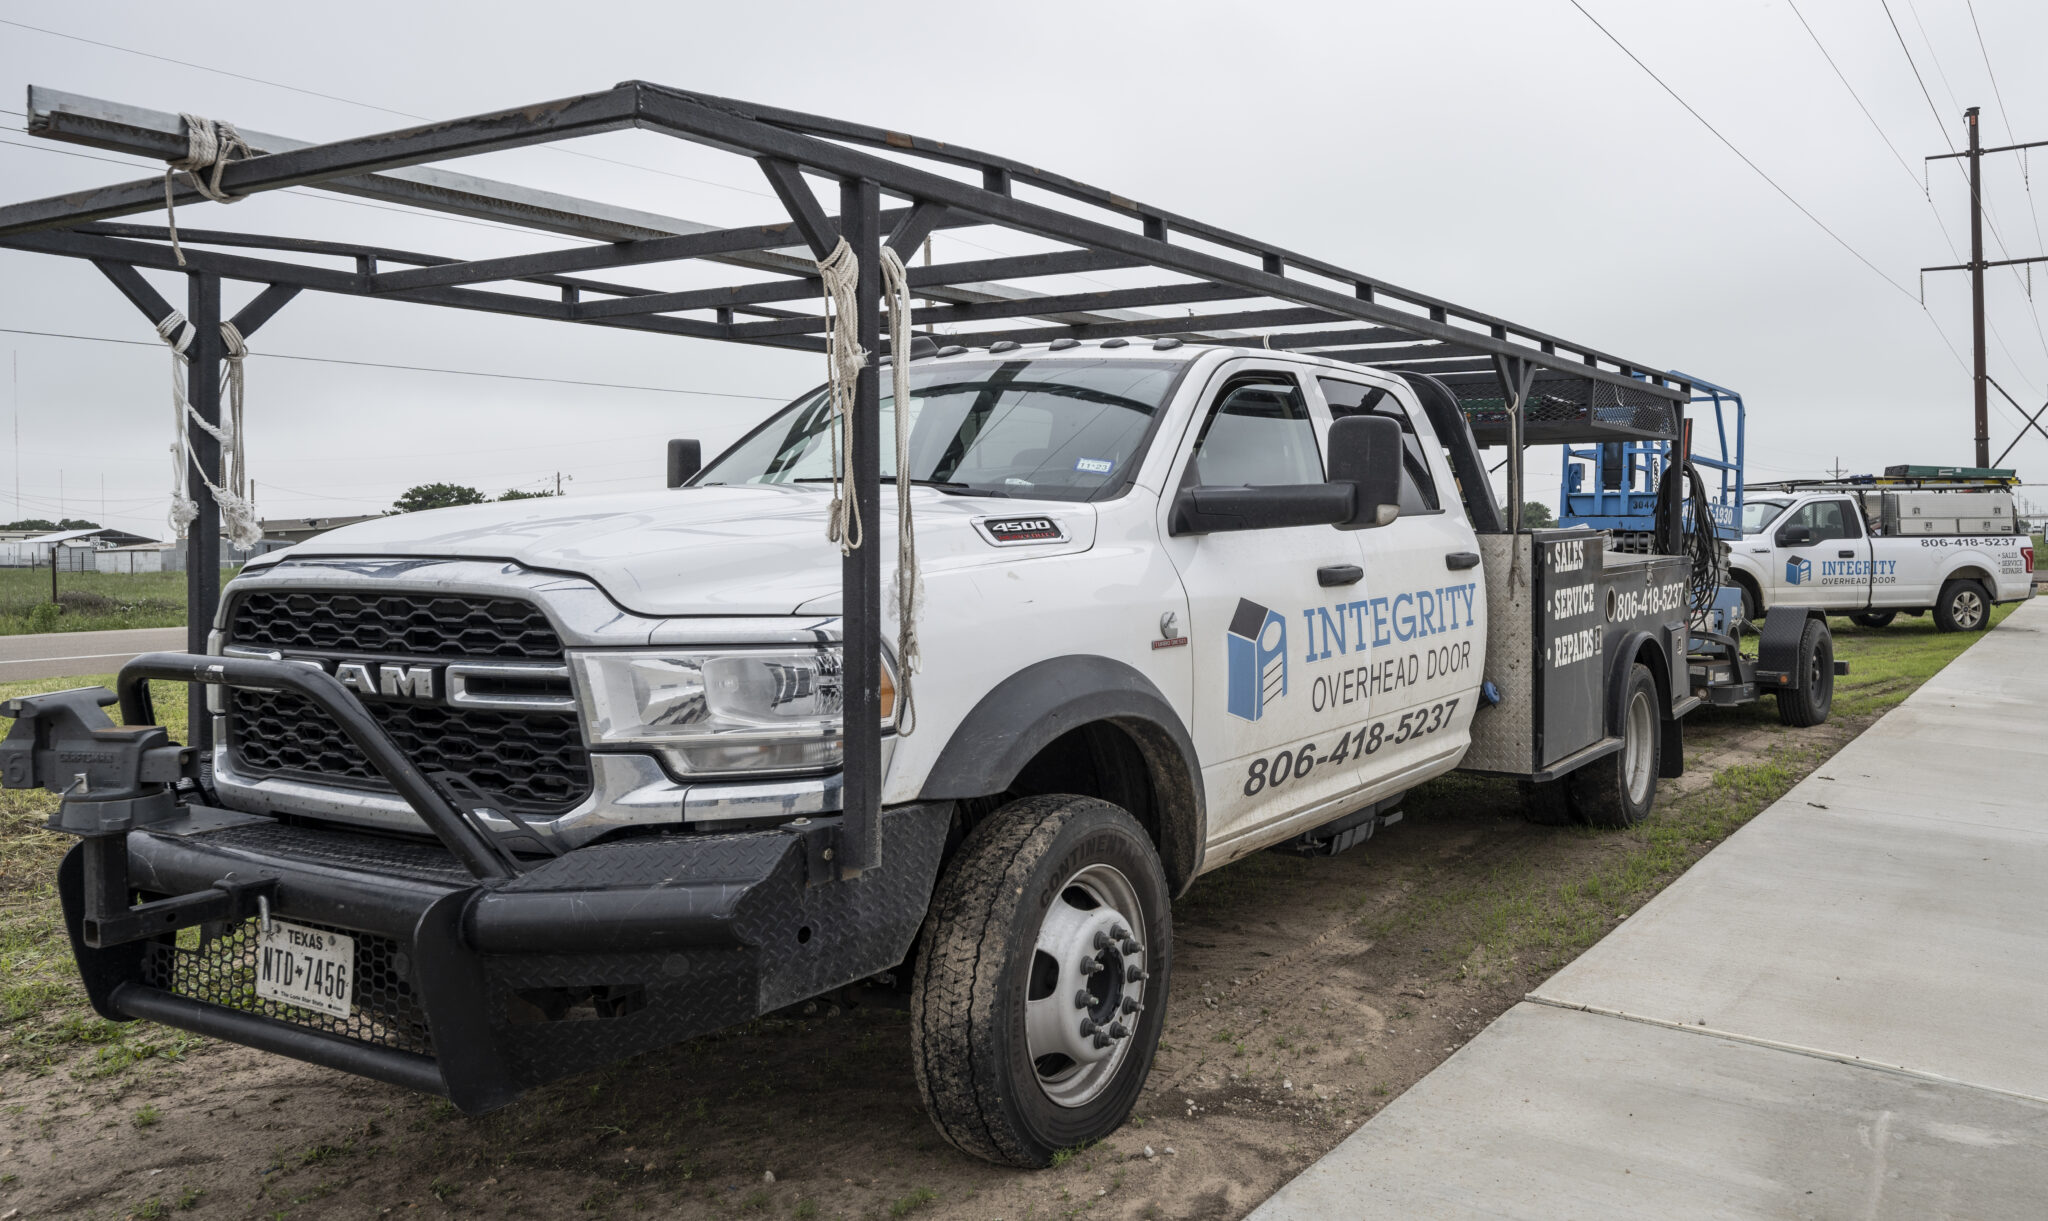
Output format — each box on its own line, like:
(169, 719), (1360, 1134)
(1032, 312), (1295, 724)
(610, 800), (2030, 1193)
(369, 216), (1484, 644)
(5, 0), (2048, 540)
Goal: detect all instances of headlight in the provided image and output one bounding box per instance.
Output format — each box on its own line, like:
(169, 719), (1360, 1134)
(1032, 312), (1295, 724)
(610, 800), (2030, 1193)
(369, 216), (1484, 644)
(571, 647), (896, 777)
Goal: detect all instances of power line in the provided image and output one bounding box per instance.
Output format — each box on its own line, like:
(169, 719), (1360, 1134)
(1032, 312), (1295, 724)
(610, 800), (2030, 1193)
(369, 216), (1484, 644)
(1963, 0), (2048, 290)
(1565, 0), (1921, 301)
(0, 326), (792, 401)
(1784, 0), (1922, 190)
(1880, 0), (2048, 381)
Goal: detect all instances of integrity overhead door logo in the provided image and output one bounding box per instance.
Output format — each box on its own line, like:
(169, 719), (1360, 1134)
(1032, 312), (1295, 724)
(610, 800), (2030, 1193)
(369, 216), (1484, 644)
(1226, 598), (1289, 722)
(1785, 556), (1812, 585)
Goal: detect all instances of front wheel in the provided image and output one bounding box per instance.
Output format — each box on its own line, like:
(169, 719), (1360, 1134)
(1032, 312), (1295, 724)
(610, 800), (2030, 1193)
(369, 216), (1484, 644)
(910, 795), (1172, 1167)
(1933, 578), (1991, 633)
(1850, 610), (1896, 629)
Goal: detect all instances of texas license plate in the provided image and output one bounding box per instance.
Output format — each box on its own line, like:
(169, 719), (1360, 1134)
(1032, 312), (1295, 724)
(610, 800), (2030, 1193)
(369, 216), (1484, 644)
(255, 920), (355, 1019)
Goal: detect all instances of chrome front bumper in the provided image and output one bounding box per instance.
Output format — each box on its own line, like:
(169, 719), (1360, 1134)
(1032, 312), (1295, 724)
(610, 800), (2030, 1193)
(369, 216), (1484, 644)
(210, 740), (849, 847)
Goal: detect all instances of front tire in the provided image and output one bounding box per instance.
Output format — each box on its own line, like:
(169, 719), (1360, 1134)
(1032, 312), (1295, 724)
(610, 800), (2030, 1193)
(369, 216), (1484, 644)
(1773, 617), (1835, 727)
(910, 795), (1172, 1167)
(1933, 578), (1991, 633)
(1567, 663), (1661, 829)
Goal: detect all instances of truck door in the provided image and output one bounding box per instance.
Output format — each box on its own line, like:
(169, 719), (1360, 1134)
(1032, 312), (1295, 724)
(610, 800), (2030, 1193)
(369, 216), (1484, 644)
(1768, 497), (1870, 610)
(1159, 362), (1377, 850)
(1313, 375), (1486, 779)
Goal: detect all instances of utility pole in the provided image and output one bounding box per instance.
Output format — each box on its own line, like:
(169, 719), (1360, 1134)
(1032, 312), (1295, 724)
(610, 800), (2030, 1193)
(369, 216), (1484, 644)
(1922, 106), (2048, 468)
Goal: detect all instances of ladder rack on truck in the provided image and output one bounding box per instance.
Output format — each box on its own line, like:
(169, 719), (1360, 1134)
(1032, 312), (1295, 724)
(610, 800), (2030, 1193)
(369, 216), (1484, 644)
(0, 82), (1842, 1164)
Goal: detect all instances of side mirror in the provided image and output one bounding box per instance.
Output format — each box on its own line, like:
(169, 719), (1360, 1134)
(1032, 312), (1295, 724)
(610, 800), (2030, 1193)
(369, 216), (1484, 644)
(667, 439), (702, 488)
(1776, 524), (1813, 547)
(1327, 414), (1402, 529)
(1170, 483), (1354, 536)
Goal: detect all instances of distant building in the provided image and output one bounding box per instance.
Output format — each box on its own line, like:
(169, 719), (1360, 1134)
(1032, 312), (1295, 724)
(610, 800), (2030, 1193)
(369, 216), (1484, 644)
(1, 526), (158, 569)
(261, 515), (383, 545)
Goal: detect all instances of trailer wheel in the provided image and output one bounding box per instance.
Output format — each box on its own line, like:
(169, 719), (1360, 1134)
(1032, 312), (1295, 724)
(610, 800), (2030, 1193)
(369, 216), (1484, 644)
(910, 794), (1171, 1168)
(1932, 578), (1991, 633)
(1850, 611), (1895, 629)
(1773, 617), (1835, 727)
(1568, 663), (1661, 829)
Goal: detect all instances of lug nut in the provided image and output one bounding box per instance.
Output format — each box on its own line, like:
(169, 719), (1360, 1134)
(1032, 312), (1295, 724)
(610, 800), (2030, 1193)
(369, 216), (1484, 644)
(1112, 924), (1130, 940)
(1109, 1021), (1129, 1039)
(1126, 965), (1147, 983)
(1121, 938), (1142, 956)
(1093, 930), (1111, 950)
(1121, 998), (1141, 1015)
(1079, 1018), (1097, 1037)
(1075, 989), (1097, 1010)
(1093, 1033), (1112, 1049)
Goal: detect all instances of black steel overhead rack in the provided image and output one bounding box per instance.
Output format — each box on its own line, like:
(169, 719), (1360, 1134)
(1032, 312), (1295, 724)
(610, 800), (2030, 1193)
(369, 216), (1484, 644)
(0, 81), (1691, 874)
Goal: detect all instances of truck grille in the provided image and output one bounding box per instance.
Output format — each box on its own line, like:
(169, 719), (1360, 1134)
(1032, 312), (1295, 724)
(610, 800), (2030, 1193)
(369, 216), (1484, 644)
(229, 590), (562, 659)
(223, 589), (593, 818)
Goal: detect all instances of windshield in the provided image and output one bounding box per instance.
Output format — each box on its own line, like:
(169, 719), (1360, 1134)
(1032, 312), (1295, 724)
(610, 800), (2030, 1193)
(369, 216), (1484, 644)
(697, 359), (1183, 501)
(1741, 498), (1791, 535)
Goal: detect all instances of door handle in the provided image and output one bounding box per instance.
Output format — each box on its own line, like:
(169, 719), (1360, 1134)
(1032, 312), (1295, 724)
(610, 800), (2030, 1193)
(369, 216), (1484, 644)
(1445, 551), (1481, 570)
(1837, 550), (1855, 558)
(1750, 548), (1768, 554)
(1318, 564), (1364, 587)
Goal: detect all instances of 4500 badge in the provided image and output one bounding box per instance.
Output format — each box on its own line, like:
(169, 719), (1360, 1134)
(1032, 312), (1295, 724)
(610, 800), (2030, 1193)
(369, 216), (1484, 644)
(1242, 698), (1461, 797)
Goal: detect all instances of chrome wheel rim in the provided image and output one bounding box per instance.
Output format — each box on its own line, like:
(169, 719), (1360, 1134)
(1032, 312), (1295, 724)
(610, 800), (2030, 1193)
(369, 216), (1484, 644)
(1624, 687), (1655, 807)
(1023, 863), (1148, 1109)
(1954, 589), (1985, 629)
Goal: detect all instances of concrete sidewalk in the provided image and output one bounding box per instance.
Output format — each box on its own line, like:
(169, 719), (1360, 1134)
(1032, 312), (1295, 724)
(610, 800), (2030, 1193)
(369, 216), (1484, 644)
(1251, 599), (2048, 1220)
(0, 627), (187, 682)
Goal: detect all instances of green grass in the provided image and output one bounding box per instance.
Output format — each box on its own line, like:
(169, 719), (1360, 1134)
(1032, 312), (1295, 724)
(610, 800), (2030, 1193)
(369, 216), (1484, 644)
(2, 673), (189, 1075)
(0, 566), (239, 635)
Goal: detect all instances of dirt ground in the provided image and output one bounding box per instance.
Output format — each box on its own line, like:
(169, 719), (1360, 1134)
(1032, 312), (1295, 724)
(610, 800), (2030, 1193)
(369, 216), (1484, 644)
(0, 613), (2003, 1221)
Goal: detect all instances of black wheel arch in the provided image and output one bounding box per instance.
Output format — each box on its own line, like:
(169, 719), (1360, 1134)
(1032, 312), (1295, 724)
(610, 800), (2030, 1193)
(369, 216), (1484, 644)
(919, 655), (1206, 895)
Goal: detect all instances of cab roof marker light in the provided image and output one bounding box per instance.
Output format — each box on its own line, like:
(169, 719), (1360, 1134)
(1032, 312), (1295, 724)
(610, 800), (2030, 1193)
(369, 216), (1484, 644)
(988, 340), (1021, 353)
(937, 345), (968, 357)
(1048, 338), (1081, 351)
(1099, 338), (1129, 349)
(1152, 337), (1183, 350)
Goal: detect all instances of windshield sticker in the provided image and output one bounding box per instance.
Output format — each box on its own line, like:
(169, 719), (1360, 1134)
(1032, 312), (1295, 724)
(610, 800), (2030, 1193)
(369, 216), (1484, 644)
(1075, 457), (1114, 475)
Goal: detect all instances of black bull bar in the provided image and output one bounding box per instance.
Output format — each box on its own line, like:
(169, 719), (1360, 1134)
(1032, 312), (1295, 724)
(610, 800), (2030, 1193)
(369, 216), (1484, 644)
(44, 653), (948, 1112)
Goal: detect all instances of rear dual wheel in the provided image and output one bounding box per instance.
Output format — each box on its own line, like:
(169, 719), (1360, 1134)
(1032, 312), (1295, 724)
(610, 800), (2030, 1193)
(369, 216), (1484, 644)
(910, 795), (1171, 1167)
(1520, 663), (1661, 830)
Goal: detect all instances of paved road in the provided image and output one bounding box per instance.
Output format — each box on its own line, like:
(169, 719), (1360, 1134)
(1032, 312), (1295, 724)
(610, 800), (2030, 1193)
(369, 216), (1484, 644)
(1251, 598), (2048, 1220)
(0, 627), (188, 683)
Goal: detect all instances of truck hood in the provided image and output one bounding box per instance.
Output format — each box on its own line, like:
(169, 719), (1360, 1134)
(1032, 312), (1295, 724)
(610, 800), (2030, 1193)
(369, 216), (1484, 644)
(264, 485), (1098, 616)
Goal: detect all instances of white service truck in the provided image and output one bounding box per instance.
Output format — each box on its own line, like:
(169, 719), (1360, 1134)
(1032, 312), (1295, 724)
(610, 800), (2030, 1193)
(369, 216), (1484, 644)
(1731, 482), (2034, 631)
(4, 340), (1845, 1167)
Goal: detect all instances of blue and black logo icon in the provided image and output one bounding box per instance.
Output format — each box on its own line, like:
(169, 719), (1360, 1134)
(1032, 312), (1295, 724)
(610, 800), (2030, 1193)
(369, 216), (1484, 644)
(1785, 556), (1811, 586)
(1226, 598), (1289, 722)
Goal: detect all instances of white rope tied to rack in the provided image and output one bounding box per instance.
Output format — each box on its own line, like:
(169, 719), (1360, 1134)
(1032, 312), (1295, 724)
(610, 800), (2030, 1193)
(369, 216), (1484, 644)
(879, 243), (921, 735)
(816, 238), (866, 554)
(162, 113), (253, 267)
(156, 311), (264, 550)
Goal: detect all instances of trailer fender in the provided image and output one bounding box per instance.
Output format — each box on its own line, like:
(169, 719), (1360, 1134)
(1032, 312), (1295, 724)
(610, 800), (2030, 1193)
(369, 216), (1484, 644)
(1606, 629), (1684, 779)
(919, 655), (1206, 893)
(1755, 607), (1823, 689)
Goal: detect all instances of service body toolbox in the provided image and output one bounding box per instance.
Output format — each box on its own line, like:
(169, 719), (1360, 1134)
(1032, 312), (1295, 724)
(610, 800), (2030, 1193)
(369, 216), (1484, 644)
(1464, 531), (1691, 778)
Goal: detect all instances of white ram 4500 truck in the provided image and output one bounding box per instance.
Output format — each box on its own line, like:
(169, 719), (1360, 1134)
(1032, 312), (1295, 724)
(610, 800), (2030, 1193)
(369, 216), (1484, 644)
(1730, 485), (2033, 631)
(5, 341), (1834, 1167)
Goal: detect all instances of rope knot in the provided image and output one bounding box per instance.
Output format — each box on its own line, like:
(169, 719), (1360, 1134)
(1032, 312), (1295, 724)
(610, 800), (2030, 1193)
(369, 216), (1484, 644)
(162, 113), (253, 266)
